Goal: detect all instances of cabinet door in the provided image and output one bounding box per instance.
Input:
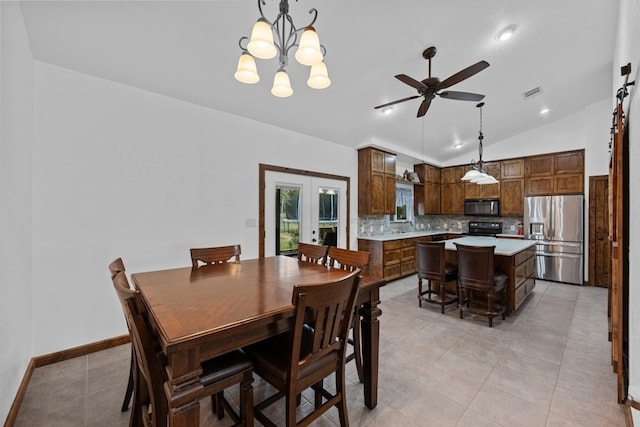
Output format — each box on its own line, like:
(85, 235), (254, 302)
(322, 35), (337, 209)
(424, 182), (441, 214)
(501, 158), (525, 179)
(526, 154), (554, 177)
(441, 183), (464, 214)
(501, 179), (524, 216)
(370, 172), (387, 214)
(414, 183), (425, 215)
(554, 174), (583, 194)
(384, 152), (396, 175)
(385, 174), (396, 214)
(464, 181), (483, 200)
(440, 166), (466, 184)
(526, 176), (554, 196)
(370, 149), (385, 173)
(554, 151), (583, 174)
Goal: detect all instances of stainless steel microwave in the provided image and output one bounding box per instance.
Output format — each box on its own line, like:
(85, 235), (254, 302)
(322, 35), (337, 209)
(464, 199), (500, 216)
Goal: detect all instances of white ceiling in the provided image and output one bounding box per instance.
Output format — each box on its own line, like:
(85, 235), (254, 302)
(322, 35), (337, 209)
(19, 0), (618, 164)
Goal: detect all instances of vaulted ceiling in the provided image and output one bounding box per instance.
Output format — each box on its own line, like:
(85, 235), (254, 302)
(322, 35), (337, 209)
(19, 0), (618, 164)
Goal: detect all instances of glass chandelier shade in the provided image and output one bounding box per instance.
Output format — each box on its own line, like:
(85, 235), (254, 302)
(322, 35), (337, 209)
(271, 69), (293, 97)
(294, 27), (323, 66)
(234, 52), (260, 84)
(247, 18), (277, 59)
(235, 1), (330, 95)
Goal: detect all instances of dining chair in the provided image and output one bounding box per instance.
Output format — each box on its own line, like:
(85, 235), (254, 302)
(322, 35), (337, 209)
(297, 242), (329, 265)
(107, 257), (135, 412)
(244, 269), (361, 427)
(112, 271), (255, 426)
(326, 246), (369, 383)
(415, 241), (458, 313)
(190, 244), (241, 267)
(454, 243), (508, 327)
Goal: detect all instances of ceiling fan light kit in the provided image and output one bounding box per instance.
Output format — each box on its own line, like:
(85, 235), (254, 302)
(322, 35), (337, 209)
(461, 102), (498, 185)
(235, 0), (330, 97)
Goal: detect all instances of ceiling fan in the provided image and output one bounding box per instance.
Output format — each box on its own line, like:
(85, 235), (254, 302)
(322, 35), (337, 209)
(374, 46), (490, 117)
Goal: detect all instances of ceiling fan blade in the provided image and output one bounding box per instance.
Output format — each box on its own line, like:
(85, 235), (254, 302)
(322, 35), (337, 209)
(417, 99), (432, 117)
(395, 74), (427, 90)
(438, 60), (490, 90)
(439, 91), (485, 101)
(374, 95), (421, 109)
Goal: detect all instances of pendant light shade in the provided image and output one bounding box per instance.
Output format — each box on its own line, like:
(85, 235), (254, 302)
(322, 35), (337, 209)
(247, 18), (277, 59)
(461, 102), (498, 185)
(461, 168), (483, 181)
(295, 26), (323, 66)
(307, 61), (331, 89)
(234, 52), (260, 84)
(271, 69), (293, 97)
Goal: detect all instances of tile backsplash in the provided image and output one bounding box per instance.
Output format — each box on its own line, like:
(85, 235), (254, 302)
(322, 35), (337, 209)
(358, 215), (523, 236)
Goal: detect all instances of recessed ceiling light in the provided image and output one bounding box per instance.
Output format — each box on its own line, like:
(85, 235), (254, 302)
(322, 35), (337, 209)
(540, 108), (550, 115)
(454, 143), (463, 149)
(381, 106), (394, 115)
(496, 25), (517, 42)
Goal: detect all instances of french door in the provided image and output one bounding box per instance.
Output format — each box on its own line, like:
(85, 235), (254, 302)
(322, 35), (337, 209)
(264, 171), (347, 257)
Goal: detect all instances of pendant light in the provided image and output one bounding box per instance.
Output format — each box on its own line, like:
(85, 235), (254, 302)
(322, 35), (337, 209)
(461, 102), (498, 185)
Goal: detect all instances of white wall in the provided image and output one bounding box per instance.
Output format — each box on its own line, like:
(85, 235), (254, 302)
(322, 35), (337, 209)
(0, 2), (34, 420)
(31, 61), (359, 355)
(615, 0), (640, 399)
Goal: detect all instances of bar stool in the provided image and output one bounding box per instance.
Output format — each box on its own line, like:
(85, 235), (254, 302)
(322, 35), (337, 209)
(454, 243), (508, 327)
(416, 241), (458, 313)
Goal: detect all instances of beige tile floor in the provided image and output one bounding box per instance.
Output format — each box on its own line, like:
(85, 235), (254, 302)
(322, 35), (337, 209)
(14, 277), (626, 426)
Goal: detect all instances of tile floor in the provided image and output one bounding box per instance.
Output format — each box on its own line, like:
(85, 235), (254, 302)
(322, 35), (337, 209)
(14, 277), (626, 426)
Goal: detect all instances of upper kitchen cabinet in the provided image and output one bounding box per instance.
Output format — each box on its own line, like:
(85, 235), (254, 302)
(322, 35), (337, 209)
(358, 147), (396, 215)
(464, 162), (501, 200)
(414, 163), (441, 214)
(440, 166), (465, 214)
(500, 158), (525, 216)
(525, 150), (584, 196)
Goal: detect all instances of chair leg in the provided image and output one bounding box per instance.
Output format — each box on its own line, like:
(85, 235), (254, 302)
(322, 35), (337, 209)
(240, 370), (254, 427)
(121, 349), (135, 412)
(336, 367), (349, 427)
(418, 277), (423, 307)
(352, 313), (364, 383)
(439, 280), (446, 314)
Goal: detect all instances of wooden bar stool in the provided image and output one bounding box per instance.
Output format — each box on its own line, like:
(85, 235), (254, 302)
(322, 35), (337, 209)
(455, 243), (508, 327)
(415, 241), (458, 313)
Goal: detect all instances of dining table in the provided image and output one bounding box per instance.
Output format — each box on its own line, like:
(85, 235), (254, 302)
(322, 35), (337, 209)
(131, 255), (386, 427)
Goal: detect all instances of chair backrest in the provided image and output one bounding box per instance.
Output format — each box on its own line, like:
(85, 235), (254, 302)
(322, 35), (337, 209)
(327, 247), (370, 274)
(454, 243), (496, 291)
(416, 241), (446, 281)
(108, 257), (126, 279)
(289, 269), (361, 382)
(297, 242), (329, 265)
(190, 244), (241, 267)
(123, 295), (167, 427)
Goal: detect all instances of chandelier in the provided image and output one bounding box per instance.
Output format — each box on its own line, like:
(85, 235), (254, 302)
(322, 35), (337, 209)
(234, 0), (331, 97)
(461, 102), (499, 185)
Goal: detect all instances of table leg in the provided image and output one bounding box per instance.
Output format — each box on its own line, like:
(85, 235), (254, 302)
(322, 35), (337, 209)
(359, 287), (382, 409)
(165, 349), (203, 427)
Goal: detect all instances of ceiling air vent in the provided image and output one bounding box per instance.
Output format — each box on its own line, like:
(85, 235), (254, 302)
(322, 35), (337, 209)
(522, 86), (543, 99)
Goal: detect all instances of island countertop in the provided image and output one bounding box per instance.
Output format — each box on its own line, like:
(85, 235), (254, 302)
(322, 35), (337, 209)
(443, 236), (535, 256)
(357, 231), (461, 241)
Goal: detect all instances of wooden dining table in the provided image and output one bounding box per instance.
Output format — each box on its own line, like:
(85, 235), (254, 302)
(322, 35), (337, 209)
(131, 255), (386, 427)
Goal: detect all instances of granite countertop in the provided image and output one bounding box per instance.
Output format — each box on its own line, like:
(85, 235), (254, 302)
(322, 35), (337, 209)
(357, 230), (462, 242)
(444, 236), (535, 256)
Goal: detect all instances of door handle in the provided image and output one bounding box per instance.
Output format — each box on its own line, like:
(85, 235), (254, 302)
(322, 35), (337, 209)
(312, 238), (317, 243)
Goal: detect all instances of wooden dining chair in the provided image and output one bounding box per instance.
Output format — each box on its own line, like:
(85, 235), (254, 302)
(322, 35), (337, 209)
(244, 270), (361, 427)
(297, 242), (329, 265)
(190, 244), (241, 267)
(326, 246), (369, 383)
(455, 243), (508, 327)
(116, 285), (255, 427)
(415, 241), (458, 313)
(108, 257), (135, 412)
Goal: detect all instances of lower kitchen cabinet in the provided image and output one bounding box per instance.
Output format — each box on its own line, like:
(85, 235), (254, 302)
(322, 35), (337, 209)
(358, 237), (423, 281)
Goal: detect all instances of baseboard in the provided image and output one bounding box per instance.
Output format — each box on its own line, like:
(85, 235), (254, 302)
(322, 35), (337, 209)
(3, 334), (130, 426)
(33, 334), (130, 368)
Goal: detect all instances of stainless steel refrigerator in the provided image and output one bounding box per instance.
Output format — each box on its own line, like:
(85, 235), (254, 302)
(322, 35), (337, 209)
(524, 195), (584, 285)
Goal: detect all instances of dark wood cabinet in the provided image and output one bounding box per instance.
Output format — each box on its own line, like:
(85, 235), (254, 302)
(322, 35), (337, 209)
(414, 164), (441, 214)
(501, 179), (525, 216)
(441, 183), (465, 215)
(358, 237), (417, 281)
(525, 150), (584, 196)
(358, 148), (396, 215)
(501, 158), (525, 179)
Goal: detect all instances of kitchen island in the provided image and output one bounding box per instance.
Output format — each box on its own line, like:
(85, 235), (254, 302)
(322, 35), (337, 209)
(443, 236), (536, 314)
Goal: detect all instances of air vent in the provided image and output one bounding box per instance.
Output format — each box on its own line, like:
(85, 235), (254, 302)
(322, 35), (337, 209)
(522, 86), (543, 99)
